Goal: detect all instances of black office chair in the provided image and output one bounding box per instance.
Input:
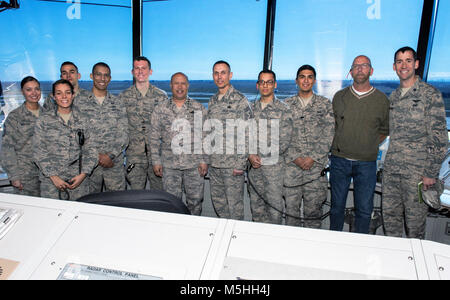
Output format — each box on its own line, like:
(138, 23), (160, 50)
(76, 189), (191, 215)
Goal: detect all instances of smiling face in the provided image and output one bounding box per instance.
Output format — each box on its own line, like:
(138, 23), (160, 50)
(132, 59), (152, 84)
(91, 65), (111, 92)
(171, 73), (189, 101)
(22, 80), (41, 104)
(296, 69), (316, 94)
(53, 83), (74, 110)
(393, 50), (419, 84)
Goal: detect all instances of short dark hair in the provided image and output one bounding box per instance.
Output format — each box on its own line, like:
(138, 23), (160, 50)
(92, 62), (111, 75)
(258, 69), (276, 82)
(60, 61), (79, 73)
(171, 72), (189, 83)
(213, 60), (231, 72)
(21, 76), (40, 90)
(296, 65), (316, 79)
(52, 79), (74, 95)
(133, 56), (151, 69)
(394, 46), (417, 62)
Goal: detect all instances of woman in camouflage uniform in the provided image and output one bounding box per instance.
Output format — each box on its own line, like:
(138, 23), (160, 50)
(0, 76), (43, 196)
(33, 79), (97, 200)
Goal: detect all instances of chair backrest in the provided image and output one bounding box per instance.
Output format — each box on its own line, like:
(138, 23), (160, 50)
(76, 190), (191, 215)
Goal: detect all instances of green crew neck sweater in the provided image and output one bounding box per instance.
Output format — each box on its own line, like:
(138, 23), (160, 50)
(331, 86), (389, 161)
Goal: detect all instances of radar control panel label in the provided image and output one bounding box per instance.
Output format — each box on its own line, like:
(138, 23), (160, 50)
(57, 263), (162, 280)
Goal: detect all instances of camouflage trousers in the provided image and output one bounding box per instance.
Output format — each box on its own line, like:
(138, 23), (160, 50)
(162, 167), (204, 215)
(248, 165), (284, 225)
(284, 176), (328, 229)
(89, 155), (126, 193)
(39, 170), (89, 201)
(13, 173), (41, 197)
(382, 171), (429, 239)
(209, 167), (245, 220)
(126, 160), (163, 191)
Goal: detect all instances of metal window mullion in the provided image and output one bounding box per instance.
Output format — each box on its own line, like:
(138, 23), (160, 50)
(417, 0), (440, 81)
(263, 0), (276, 71)
(132, 0), (143, 60)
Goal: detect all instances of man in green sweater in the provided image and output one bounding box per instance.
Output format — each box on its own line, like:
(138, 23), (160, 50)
(330, 55), (389, 234)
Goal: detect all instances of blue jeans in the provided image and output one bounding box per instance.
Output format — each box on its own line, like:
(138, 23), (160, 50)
(329, 155), (376, 234)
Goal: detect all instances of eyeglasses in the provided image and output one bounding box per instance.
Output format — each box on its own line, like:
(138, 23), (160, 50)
(257, 80), (275, 86)
(351, 63), (371, 70)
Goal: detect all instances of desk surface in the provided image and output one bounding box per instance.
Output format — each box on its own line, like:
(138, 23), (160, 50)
(0, 193), (449, 280)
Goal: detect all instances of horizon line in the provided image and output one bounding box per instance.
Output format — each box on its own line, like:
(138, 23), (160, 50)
(3, 79), (450, 82)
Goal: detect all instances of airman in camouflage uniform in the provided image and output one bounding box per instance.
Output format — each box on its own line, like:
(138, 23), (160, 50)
(206, 61), (252, 220)
(33, 80), (97, 200)
(283, 65), (334, 229)
(119, 57), (167, 190)
(383, 47), (448, 239)
(77, 62), (129, 193)
(248, 70), (293, 224)
(43, 61), (90, 111)
(150, 73), (208, 215)
(0, 76), (43, 196)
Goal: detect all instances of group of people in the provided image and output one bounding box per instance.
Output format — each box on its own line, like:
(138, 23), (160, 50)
(0, 46), (447, 240)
